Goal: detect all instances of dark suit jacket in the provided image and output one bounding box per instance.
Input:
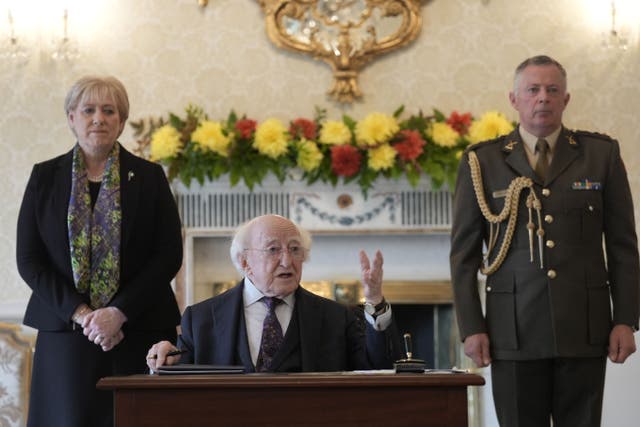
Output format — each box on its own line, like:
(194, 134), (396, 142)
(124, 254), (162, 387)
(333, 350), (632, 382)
(16, 143), (182, 332)
(18, 143), (183, 427)
(450, 127), (640, 360)
(177, 280), (402, 371)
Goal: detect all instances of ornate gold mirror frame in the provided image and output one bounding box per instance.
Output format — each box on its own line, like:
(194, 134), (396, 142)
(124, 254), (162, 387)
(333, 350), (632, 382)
(256, 0), (423, 103)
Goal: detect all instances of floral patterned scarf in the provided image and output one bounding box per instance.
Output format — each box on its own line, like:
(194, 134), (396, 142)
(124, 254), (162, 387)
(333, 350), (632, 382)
(67, 143), (121, 309)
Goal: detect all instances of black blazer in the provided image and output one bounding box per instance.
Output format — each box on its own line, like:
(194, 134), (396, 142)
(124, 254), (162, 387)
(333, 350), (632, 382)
(16, 143), (182, 332)
(450, 127), (640, 360)
(177, 280), (402, 371)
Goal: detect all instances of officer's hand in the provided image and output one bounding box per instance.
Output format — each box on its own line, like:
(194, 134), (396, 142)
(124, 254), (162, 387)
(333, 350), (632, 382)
(608, 324), (636, 363)
(464, 333), (491, 367)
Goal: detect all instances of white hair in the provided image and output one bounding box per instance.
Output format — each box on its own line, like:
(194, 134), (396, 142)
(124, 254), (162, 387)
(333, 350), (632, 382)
(229, 215), (312, 275)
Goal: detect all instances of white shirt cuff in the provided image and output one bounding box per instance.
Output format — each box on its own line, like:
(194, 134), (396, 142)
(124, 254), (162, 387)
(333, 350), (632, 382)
(364, 305), (392, 331)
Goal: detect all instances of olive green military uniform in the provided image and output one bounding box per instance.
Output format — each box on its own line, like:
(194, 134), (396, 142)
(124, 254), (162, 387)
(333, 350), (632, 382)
(450, 126), (639, 426)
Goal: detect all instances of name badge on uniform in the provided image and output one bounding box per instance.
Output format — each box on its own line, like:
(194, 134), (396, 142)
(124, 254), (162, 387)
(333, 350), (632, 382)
(572, 179), (601, 190)
(492, 189), (507, 198)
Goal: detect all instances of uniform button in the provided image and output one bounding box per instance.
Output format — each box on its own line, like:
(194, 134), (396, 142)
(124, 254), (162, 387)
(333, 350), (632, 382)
(588, 205), (594, 212)
(544, 215), (553, 223)
(542, 188), (551, 197)
(546, 240), (555, 248)
(486, 286), (492, 292)
(547, 270), (557, 279)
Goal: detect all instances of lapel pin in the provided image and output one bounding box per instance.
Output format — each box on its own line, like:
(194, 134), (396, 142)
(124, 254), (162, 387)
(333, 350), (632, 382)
(128, 171), (135, 181)
(568, 135), (577, 146)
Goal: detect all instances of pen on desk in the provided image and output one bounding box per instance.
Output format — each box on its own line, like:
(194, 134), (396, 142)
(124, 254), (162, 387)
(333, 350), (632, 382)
(146, 349), (187, 359)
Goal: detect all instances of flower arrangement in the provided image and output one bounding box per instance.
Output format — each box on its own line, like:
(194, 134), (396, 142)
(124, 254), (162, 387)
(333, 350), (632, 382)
(131, 106), (514, 196)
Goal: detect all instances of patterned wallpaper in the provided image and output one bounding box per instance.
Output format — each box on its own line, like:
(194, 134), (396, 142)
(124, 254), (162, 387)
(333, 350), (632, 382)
(1, 0), (639, 312)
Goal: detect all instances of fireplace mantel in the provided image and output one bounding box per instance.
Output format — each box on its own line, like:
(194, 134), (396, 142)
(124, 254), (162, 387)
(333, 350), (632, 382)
(172, 176), (453, 233)
(171, 176), (454, 311)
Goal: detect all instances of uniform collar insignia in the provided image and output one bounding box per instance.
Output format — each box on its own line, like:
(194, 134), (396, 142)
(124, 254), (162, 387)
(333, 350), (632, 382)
(564, 128), (578, 146)
(503, 140), (518, 152)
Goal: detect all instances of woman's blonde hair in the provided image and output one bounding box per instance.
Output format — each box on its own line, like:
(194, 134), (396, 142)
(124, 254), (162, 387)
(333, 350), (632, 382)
(64, 76), (130, 120)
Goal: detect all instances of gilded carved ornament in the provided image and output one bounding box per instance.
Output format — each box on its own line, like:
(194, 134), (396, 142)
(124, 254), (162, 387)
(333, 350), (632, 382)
(256, 0), (423, 103)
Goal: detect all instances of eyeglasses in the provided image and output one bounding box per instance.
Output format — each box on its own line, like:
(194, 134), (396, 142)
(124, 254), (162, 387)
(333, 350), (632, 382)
(244, 245), (307, 261)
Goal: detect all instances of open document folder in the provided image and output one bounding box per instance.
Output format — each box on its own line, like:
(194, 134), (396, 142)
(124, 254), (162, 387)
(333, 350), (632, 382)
(154, 364), (245, 375)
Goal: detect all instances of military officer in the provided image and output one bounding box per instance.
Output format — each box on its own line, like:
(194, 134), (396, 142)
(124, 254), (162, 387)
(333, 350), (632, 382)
(450, 55), (639, 427)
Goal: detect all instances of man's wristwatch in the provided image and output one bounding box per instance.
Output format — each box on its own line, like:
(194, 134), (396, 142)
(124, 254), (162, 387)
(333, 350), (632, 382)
(364, 297), (388, 317)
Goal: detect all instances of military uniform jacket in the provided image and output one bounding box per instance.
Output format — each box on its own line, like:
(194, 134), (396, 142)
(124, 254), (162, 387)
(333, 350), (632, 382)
(450, 127), (640, 360)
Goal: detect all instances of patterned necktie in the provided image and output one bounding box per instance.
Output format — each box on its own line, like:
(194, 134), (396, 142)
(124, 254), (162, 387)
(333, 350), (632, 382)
(255, 297), (284, 372)
(535, 138), (549, 180)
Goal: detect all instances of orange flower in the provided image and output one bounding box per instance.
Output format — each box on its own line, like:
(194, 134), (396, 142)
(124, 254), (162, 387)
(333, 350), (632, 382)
(235, 118), (257, 139)
(393, 130), (425, 161)
(289, 118), (317, 140)
(330, 145), (362, 177)
(446, 111), (472, 135)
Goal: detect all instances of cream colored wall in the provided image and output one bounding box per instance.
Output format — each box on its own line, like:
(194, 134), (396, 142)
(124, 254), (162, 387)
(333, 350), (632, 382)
(1, 0), (639, 424)
(2, 0), (639, 305)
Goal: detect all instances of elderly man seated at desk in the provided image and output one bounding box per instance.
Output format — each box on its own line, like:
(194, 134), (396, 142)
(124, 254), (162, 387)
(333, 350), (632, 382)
(146, 214), (402, 372)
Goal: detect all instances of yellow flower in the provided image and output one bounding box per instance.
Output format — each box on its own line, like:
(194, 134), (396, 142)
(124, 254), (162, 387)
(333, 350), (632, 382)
(150, 125), (182, 161)
(368, 144), (397, 171)
(191, 120), (231, 157)
(429, 122), (459, 147)
(467, 111), (514, 144)
(355, 112), (399, 147)
(296, 139), (323, 172)
(254, 118), (289, 159)
(319, 120), (352, 145)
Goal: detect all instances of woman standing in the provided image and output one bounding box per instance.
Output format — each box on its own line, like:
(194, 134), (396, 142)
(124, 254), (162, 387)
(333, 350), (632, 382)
(16, 76), (183, 427)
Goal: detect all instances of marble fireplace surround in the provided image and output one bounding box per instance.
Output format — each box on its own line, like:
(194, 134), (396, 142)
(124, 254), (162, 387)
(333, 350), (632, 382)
(173, 177), (461, 368)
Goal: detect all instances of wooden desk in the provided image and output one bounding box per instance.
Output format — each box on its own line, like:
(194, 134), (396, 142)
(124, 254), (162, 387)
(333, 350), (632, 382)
(98, 372), (483, 426)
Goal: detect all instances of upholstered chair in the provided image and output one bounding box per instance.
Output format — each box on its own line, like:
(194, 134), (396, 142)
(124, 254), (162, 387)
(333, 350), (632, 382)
(0, 322), (34, 427)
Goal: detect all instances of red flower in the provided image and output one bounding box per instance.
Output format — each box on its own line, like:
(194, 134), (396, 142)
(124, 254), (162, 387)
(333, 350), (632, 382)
(330, 145), (362, 177)
(446, 111), (472, 135)
(393, 129), (425, 162)
(235, 118), (257, 139)
(289, 118), (317, 140)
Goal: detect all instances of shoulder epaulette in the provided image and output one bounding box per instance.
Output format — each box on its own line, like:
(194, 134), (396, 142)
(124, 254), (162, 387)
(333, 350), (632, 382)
(571, 129), (616, 143)
(464, 134), (506, 153)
